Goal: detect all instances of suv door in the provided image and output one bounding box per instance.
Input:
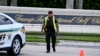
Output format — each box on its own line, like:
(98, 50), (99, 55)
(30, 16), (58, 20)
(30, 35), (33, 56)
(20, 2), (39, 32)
(0, 15), (13, 43)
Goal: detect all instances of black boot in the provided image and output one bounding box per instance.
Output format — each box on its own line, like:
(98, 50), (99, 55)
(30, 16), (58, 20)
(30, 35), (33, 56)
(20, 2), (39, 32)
(46, 51), (50, 53)
(53, 48), (56, 52)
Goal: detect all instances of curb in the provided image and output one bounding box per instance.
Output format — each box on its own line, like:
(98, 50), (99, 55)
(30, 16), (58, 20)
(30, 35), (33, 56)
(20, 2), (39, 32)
(26, 41), (100, 49)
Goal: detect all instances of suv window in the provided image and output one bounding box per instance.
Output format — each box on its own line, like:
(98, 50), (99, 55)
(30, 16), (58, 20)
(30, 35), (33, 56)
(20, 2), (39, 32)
(0, 15), (12, 25)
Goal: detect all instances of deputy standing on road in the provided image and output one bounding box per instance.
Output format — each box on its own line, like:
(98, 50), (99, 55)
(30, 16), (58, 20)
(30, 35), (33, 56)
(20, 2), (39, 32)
(41, 11), (59, 53)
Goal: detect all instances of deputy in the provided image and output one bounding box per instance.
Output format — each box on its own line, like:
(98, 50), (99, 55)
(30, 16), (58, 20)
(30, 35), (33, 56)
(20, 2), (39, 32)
(41, 10), (59, 53)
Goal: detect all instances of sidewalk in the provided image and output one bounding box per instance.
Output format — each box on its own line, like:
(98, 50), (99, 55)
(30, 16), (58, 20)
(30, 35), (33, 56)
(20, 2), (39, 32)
(26, 40), (100, 49)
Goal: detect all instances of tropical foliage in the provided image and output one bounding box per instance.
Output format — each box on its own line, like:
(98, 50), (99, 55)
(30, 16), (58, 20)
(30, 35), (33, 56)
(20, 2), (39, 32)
(7, 0), (100, 10)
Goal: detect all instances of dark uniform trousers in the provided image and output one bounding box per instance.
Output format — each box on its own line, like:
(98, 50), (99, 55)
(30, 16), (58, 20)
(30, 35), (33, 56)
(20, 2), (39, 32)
(46, 32), (56, 51)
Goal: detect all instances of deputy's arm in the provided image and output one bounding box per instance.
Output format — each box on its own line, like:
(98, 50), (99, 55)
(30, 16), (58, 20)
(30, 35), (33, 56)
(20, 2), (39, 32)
(41, 22), (45, 33)
(56, 22), (59, 33)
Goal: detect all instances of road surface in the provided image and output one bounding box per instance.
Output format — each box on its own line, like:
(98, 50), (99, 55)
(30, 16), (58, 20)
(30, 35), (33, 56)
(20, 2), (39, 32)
(0, 44), (100, 56)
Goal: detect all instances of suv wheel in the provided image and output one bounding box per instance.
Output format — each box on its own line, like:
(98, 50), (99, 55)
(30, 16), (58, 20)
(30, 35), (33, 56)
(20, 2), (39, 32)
(7, 36), (21, 56)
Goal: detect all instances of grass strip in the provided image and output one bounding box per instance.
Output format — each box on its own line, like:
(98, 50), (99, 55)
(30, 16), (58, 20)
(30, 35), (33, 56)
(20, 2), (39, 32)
(26, 36), (59, 43)
(26, 35), (100, 42)
(26, 31), (100, 37)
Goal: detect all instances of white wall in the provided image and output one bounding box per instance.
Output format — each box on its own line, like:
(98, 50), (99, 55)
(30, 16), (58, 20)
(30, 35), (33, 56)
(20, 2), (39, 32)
(24, 24), (100, 33)
(0, 6), (100, 16)
(0, 6), (100, 33)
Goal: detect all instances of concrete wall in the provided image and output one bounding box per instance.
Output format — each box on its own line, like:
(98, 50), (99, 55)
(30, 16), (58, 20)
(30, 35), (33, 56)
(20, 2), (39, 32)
(0, 6), (100, 33)
(0, 6), (100, 16)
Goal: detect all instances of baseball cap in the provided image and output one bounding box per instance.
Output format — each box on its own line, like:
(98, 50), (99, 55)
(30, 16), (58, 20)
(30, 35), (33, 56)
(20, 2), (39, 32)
(48, 10), (53, 14)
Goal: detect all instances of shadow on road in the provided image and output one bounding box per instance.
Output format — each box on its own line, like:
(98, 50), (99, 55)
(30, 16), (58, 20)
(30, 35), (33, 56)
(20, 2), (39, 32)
(0, 52), (25, 56)
(0, 52), (8, 56)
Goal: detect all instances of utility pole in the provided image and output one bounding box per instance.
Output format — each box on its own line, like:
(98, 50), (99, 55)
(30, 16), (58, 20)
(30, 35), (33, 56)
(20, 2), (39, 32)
(11, 0), (17, 6)
(76, 0), (83, 9)
(0, 0), (7, 6)
(66, 0), (74, 9)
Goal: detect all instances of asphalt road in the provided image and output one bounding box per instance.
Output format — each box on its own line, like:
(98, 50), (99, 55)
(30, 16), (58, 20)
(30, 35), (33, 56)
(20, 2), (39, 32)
(0, 44), (100, 56)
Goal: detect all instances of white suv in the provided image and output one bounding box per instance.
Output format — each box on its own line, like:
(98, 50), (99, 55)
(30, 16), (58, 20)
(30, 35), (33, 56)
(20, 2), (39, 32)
(0, 13), (26, 56)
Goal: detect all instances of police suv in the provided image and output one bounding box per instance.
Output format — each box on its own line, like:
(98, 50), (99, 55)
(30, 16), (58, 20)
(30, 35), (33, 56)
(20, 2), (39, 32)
(0, 13), (26, 56)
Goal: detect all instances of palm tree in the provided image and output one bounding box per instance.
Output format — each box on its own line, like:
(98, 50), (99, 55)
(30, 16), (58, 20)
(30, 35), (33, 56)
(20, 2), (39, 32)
(66, 0), (74, 9)
(76, 0), (83, 9)
(0, 0), (7, 6)
(11, 0), (17, 6)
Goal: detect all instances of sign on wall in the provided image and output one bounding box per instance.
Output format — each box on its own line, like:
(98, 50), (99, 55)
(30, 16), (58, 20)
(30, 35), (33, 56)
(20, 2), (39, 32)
(6, 13), (100, 25)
